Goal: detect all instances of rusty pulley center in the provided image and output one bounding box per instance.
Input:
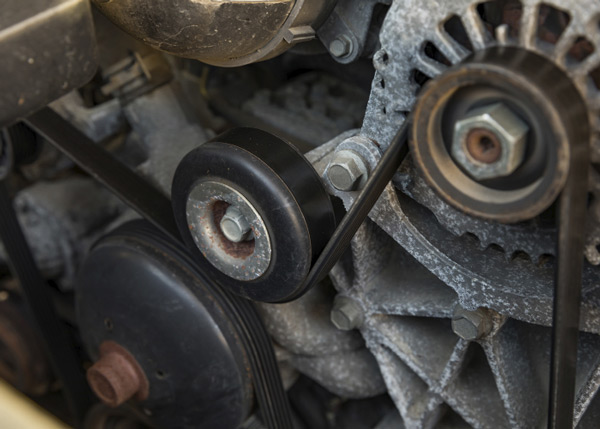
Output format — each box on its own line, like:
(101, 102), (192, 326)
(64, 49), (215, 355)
(466, 128), (503, 164)
(410, 46), (588, 223)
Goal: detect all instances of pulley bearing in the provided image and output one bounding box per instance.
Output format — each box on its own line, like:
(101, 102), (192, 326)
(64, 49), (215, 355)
(172, 128), (336, 303)
(411, 47), (588, 223)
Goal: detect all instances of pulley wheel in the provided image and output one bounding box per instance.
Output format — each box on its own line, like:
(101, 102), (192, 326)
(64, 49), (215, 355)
(410, 47), (588, 223)
(76, 221), (254, 429)
(172, 127), (336, 303)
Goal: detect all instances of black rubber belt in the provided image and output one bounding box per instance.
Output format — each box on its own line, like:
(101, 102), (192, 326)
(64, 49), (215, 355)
(25, 106), (410, 427)
(0, 182), (92, 426)
(25, 107), (294, 428)
(296, 119), (410, 299)
(25, 107), (180, 241)
(132, 221), (294, 429)
(548, 132), (590, 425)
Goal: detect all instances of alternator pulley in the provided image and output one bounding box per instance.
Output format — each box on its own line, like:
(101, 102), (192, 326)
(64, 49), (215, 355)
(411, 47), (588, 223)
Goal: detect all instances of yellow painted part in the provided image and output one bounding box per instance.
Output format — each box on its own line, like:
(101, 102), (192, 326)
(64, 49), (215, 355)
(0, 380), (71, 429)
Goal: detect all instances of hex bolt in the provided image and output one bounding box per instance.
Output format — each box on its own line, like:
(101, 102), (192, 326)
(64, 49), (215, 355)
(220, 205), (252, 243)
(327, 150), (369, 191)
(329, 36), (353, 58)
(451, 102), (529, 181)
(451, 305), (493, 341)
(331, 295), (364, 331)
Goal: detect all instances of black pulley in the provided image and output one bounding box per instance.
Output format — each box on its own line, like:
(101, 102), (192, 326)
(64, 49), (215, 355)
(172, 127), (336, 303)
(76, 221), (255, 429)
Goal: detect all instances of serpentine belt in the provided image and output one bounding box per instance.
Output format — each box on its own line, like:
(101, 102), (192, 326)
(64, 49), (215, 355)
(23, 106), (410, 428)
(16, 97), (588, 428)
(548, 114), (590, 426)
(0, 182), (93, 426)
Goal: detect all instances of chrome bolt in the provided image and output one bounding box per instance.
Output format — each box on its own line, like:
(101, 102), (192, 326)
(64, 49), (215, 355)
(327, 150), (368, 191)
(451, 102), (529, 180)
(451, 305), (492, 341)
(220, 205), (252, 243)
(329, 36), (352, 58)
(331, 296), (364, 331)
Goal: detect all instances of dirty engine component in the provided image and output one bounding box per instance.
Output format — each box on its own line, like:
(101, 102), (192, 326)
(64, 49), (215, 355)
(92, 0), (336, 66)
(1, 0), (600, 428)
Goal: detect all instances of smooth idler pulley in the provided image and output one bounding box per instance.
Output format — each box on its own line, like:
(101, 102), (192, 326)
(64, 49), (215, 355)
(172, 128), (336, 303)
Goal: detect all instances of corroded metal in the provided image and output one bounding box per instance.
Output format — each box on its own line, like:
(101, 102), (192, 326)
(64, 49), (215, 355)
(86, 341), (149, 408)
(185, 181), (272, 281)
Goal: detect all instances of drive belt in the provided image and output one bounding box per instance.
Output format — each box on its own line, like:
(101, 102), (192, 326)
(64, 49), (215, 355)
(25, 107), (294, 428)
(25, 107), (180, 241)
(126, 221), (294, 429)
(25, 106), (411, 427)
(297, 120), (409, 299)
(0, 182), (93, 426)
(548, 114), (590, 426)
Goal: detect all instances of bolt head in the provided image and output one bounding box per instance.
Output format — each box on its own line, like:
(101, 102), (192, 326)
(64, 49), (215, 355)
(220, 205), (252, 243)
(451, 102), (529, 180)
(452, 306), (491, 341)
(327, 150), (368, 191)
(331, 296), (364, 331)
(329, 36), (352, 58)
(451, 317), (481, 341)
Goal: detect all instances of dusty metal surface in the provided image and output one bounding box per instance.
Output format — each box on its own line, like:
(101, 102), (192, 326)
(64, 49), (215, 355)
(357, 0), (600, 260)
(7, 2), (600, 424)
(318, 0), (391, 64)
(302, 0), (600, 426)
(0, 0), (97, 126)
(186, 181), (272, 281)
(256, 281), (386, 399)
(0, 178), (123, 286)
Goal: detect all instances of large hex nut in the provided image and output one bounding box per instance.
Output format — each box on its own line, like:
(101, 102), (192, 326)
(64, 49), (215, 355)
(451, 102), (529, 180)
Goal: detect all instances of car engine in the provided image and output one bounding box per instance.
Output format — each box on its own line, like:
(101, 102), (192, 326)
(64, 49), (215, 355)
(1, 0), (600, 428)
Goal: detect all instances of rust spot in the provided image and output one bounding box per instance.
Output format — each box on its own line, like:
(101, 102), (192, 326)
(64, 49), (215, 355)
(87, 341), (149, 407)
(465, 128), (502, 164)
